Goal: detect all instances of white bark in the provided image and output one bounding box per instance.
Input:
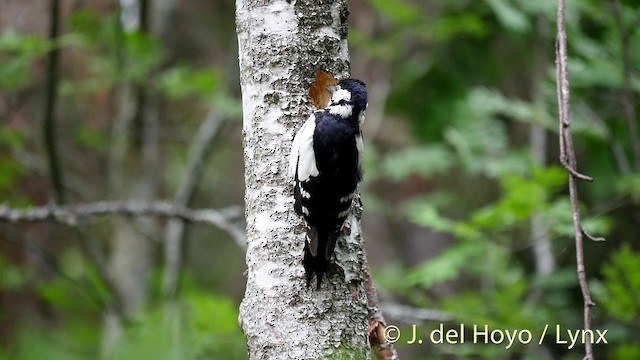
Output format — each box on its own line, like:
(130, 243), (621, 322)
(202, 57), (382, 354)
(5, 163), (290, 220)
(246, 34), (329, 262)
(236, 0), (369, 358)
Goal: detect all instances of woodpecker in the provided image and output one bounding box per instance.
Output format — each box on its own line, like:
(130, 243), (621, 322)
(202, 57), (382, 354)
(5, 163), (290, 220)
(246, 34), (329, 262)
(288, 78), (367, 289)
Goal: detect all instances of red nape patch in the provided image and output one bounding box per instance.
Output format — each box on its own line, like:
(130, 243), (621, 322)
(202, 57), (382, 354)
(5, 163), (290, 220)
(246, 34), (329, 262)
(308, 69), (337, 109)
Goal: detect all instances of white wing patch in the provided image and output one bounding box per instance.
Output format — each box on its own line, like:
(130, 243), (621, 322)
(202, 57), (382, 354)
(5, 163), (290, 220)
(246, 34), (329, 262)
(288, 113), (318, 181)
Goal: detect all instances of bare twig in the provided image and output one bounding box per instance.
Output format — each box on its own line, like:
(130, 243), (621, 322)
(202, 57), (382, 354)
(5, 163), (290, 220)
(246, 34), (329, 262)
(581, 227), (606, 242)
(363, 253), (399, 360)
(44, 0), (66, 204)
(611, 0), (640, 171)
(555, 1), (602, 358)
(162, 108), (226, 299)
(0, 201), (244, 244)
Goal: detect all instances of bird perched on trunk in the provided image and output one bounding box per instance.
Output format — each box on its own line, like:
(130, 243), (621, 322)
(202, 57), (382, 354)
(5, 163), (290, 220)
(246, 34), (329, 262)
(288, 76), (367, 289)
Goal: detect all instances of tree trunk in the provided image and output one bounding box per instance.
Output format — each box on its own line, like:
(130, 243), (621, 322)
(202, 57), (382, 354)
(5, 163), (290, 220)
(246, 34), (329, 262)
(236, 1), (369, 359)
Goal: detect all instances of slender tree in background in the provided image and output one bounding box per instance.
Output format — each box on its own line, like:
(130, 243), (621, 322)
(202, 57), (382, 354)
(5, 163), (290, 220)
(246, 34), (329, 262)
(236, 0), (375, 358)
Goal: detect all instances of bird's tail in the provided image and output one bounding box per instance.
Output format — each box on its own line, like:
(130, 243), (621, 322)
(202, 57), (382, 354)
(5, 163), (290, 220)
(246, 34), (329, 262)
(303, 225), (338, 289)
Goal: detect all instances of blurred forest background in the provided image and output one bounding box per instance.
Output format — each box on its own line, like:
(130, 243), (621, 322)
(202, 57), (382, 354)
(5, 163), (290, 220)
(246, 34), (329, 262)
(1, 0), (639, 359)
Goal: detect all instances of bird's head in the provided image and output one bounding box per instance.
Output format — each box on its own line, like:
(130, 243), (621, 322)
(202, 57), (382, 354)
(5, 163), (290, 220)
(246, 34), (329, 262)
(327, 78), (368, 113)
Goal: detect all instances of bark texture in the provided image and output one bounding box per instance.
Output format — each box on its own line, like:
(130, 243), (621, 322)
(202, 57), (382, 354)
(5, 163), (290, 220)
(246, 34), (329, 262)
(236, 0), (369, 358)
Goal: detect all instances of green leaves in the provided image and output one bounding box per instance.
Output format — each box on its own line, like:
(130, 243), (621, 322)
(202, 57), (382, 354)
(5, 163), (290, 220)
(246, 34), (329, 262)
(616, 174), (640, 203)
(0, 255), (25, 290)
(0, 128), (27, 198)
(370, 0), (423, 24)
(486, 0), (530, 32)
(406, 242), (484, 288)
(472, 166), (565, 227)
(381, 145), (454, 182)
(0, 31), (49, 90)
(596, 244), (640, 323)
(160, 66), (220, 100)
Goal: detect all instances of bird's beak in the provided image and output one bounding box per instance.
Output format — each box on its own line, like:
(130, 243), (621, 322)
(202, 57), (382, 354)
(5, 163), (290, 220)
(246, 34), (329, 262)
(326, 86), (337, 94)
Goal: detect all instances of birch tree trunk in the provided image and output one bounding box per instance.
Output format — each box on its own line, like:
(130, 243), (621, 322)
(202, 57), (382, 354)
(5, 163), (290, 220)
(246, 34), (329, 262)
(236, 1), (369, 358)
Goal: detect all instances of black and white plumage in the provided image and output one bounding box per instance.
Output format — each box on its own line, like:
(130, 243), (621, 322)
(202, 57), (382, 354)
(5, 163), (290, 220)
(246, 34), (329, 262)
(288, 78), (367, 289)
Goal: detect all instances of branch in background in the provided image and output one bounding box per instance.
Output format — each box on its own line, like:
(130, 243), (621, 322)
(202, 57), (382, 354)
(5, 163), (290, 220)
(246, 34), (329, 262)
(530, 14), (555, 278)
(555, 1), (604, 359)
(611, 0), (640, 172)
(0, 201), (245, 245)
(44, 0), (66, 204)
(362, 254), (399, 360)
(162, 108), (226, 299)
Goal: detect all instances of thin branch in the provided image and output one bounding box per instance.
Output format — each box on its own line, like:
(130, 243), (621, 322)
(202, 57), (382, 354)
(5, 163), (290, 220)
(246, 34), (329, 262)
(581, 227), (606, 242)
(611, 0), (640, 171)
(162, 108), (225, 299)
(44, 0), (66, 204)
(363, 252), (399, 360)
(0, 201), (244, 245)
(41, 0), (127, 337)
(555, 1), (602, 359)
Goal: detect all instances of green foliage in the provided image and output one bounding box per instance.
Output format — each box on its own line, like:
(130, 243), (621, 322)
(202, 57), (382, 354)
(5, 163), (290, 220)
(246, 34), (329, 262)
(486, 0), (530, 33)
(358, 1), (639, 358)
(405, 242), (484, 288)
(1, 0), (639, 358)
(595, 244), (640, 323)
(0, 128), (27, 204)
(370, 0), (423, 24)
(109, 290), (245, 360)
(2, 280), (246, 360)
(0, 154), (26, 194)
(589, 244), (640, 358)
(0, 31), (49, 90)
(0, 255), (25, 290)
(381, 145), (454, 182)
(616, 174), (640, 203)
(62, 10), (165, 92)
(160, 66), (220, 100)
(184, 289), (247, 359)
(74, 125), (109, 151)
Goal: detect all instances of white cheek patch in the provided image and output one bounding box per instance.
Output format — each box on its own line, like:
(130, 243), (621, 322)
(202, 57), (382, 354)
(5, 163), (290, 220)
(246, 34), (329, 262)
(328, 104), (352, 118)
(331, 88), (351, 104)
